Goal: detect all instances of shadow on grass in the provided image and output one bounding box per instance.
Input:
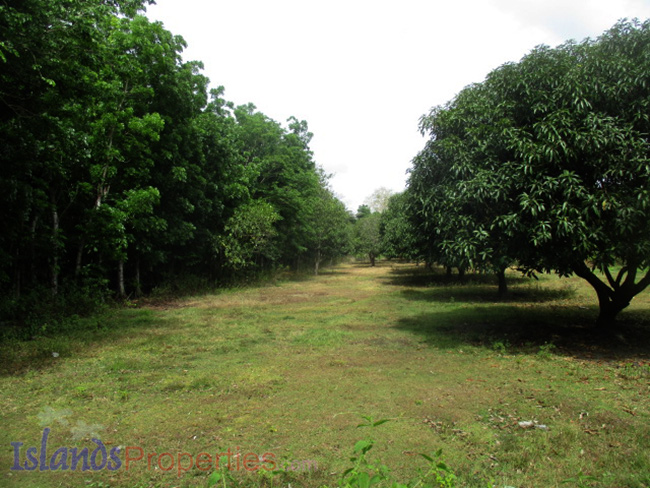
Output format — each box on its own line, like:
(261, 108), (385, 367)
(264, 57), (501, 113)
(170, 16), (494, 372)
(394, 305), (650, 360)
(386, 266), (575, 304)
(399, 285), (575, 304)
(0, 307), (167, 377)
(350, 260), (396, 269)
(386, 264), (534, 285)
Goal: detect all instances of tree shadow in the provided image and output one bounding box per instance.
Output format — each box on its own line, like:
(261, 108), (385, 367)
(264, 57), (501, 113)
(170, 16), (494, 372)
(384, 265), (532, 288)
(387, 265), (575, 304)
(0, 307), (170, 377)
(350, 261), (395, 269)
(399, 284), (575, 304)
(394, 305), (650, 361)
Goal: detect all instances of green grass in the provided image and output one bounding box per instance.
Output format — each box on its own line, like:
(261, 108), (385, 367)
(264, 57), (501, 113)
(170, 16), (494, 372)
(1, 262), (649, 487)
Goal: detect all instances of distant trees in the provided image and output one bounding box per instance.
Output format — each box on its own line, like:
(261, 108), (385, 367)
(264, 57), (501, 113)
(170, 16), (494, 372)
(353, 211), (382, 267)
(303, 183), (352, 275)
(0, 0), (350, 329)
(364, 187), (394, 213)
(379, 193), (421, 262)
(404, 19), (650, 325)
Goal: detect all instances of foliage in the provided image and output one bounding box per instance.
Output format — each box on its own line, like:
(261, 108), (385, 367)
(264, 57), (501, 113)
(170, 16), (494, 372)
(0, 0), (351, 327)
(353, 211), (382, 267)
(303, 183), (354, 275)
(334, 417), (459, 488)
(364, 187), (395, 213)
(407, 19), (650, 324)
(380, 193), (421, 261)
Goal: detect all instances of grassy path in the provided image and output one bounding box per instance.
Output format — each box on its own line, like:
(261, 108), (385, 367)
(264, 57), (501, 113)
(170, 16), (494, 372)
(1, 262), (649, 487)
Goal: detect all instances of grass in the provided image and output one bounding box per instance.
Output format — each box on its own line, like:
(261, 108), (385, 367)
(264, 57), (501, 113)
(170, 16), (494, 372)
(0, 261), (649, 487)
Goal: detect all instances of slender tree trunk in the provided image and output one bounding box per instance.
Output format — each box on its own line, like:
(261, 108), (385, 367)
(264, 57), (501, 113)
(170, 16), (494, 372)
(369, 253), (376, 267)
(446, 266), (453, 279)
(314, 249), (321, 275)
(50, 197), (59, 297)
(117, 258), (125, 298)
(458, 267), (466, 281)
(135, 259), (142, 297)
(497, 268), (508, 296)
(13, 253), (20, 299)
(75, 239), (85, 280)
(30, 216), (38, 286)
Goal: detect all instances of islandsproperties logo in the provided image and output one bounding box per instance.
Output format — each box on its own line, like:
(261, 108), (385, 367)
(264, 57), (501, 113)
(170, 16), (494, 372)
(10, 427), (279, 477)
(9, 408), (317, 479)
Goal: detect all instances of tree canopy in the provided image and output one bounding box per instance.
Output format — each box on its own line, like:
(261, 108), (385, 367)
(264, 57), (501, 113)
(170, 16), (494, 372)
(406, 19), (650, 325)
(0, 0), (350, 331)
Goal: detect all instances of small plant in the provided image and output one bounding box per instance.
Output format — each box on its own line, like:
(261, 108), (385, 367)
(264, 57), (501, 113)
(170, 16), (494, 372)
(338, 416), (392, 488)
(335, 416), (458, 488)
(206, 463), (239, 488)
(490, 340), (509, 355)
(537, 342), (556, 360)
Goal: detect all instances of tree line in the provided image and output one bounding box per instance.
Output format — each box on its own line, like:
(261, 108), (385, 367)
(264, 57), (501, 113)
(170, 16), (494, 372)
(380, 19), (650, 327)
(0, 0), (352, 331)
(3, 3), (648, 332)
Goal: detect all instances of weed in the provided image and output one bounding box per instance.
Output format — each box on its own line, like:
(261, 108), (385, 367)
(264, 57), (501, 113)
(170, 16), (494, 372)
(537, 342), (556, 360)
(490, 339), (510, 355)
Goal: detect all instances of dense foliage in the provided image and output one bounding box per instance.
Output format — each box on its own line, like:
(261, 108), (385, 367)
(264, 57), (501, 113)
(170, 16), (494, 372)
(0, 0), (350, 331)
(406, 19), (650, 324)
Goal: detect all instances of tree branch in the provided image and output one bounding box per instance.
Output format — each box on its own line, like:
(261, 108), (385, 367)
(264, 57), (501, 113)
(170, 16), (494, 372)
(615, 266), (628, 287)
(572, 260), (614, 299)
(603, 266), (619, 290)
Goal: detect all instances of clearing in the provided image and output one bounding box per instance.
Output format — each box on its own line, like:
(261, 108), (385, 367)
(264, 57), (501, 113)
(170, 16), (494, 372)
(1, 262), (649, 487)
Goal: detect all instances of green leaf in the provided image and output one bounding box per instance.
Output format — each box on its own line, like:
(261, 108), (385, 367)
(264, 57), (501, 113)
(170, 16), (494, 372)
(354, 440), (373, 454)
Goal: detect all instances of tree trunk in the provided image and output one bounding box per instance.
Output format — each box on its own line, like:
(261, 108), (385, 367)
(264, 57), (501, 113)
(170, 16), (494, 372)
(50, 199), (59, 297)
(369, 253), (376, 267)
(135, 259), (142, 297)
(30, 216), (38, 286)
(314, 249), (321, 276)
(497, 268), (508, 296)
(75, 239), (85, 280)
(458, 267), (466, 281)
(595, 292), (630, 328)
(572, 261), (650, 328)
(446, 266), (453, 279)
(117, 258), (126, 298)
(13, 254), (20, 299)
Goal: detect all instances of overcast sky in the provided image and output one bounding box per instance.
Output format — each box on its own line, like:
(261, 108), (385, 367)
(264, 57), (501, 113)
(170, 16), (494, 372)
(145, 0), (650, 212)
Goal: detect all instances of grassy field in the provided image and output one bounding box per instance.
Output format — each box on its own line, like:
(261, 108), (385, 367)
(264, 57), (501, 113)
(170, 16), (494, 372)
(1, 262), (649, 488)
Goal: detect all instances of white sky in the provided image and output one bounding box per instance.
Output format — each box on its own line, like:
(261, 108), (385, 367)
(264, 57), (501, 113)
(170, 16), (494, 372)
(145, 0), (650, 212)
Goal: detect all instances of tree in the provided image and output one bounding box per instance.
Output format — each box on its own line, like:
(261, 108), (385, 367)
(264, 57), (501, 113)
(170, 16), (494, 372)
(411, 80), (519, 293)
(379, 192), (421, 262)
(409, 19), (650, 324)
(0, 0), (350, 331)
(364, 187), (394, 213)
(0, 0), (156, 298)
(219, 200), (281, 270)
(303, 183), (352, 275)
(354, 211), (382, 267)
